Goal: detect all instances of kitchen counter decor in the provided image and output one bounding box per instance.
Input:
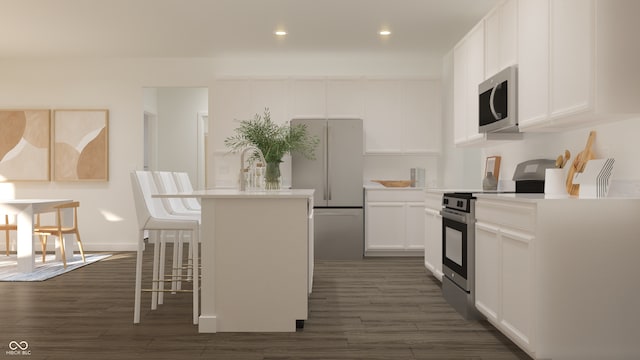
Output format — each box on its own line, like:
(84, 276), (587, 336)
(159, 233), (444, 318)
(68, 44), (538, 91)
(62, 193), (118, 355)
(225, 108), (318, 190)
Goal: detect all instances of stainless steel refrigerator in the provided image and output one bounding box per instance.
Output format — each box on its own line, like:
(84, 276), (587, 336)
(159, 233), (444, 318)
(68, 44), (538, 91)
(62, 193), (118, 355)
(291, 118), (363, 260)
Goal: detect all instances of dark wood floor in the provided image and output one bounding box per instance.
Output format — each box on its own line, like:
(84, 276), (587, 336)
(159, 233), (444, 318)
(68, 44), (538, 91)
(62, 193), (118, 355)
(0, 248), (531, 360)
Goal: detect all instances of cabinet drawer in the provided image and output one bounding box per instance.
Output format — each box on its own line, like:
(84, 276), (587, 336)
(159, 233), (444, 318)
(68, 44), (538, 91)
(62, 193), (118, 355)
(425, 192), (443, 211)
(476, 199), (536, 232)
(366, 189), (425, 202)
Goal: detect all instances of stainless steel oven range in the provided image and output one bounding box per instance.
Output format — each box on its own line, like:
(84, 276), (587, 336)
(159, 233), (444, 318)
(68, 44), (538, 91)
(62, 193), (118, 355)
(440, 192), (483, 320)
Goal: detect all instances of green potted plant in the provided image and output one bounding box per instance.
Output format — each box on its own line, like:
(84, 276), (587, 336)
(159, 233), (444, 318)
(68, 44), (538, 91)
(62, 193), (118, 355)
(225, 108), (318, 190)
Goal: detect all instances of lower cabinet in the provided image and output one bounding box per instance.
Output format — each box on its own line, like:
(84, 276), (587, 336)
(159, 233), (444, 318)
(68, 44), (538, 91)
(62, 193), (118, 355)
(474, 195), (640, 359)
(365, 188), (425, 256)
(475, 220), (534, 351)
(424, 191), (443, 280)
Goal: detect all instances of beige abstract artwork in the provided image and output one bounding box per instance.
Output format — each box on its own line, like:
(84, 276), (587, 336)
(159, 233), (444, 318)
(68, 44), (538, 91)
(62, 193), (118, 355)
(54, 109), (109, 181)
(0, 110), (50, 181)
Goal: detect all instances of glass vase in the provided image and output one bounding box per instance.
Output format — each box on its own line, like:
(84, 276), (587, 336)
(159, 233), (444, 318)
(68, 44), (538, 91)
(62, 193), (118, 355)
(265, 160), (282, 190)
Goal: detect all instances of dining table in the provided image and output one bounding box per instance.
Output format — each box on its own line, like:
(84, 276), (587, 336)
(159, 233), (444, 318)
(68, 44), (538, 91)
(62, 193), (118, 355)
(0, 199), (74, 273)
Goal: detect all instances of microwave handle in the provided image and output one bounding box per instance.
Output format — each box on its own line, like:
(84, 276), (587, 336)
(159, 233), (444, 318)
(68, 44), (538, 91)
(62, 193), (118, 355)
(489, 85), (501, 120)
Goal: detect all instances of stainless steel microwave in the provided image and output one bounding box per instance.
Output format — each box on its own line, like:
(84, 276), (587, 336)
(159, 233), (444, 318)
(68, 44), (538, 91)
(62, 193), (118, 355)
(478, 65), (518, 133)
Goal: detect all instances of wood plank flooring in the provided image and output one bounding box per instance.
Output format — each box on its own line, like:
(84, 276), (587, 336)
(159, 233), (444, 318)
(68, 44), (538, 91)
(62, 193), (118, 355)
(0, 249), (531, 360)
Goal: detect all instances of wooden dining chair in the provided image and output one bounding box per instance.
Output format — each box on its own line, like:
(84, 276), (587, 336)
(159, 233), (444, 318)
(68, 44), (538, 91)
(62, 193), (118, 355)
(1, 214), (17, 256)
(34, 201), (86, 268)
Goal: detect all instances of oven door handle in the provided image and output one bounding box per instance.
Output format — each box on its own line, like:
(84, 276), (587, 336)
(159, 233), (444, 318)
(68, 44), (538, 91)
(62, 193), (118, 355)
(440, 210), (468, 223)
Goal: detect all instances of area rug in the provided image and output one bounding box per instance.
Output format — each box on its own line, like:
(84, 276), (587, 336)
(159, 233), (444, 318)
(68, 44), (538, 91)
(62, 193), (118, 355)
(0, 253), (111, 281)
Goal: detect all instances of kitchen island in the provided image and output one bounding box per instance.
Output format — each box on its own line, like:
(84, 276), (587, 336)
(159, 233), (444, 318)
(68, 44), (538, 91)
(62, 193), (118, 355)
(159, 189), (314, 333)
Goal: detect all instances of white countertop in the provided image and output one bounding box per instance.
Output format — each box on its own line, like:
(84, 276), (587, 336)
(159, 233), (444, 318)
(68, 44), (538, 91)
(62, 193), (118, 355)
(153, 189), (315, 199)
(364, 182), (424, 190)
(475, 192), (640, 203)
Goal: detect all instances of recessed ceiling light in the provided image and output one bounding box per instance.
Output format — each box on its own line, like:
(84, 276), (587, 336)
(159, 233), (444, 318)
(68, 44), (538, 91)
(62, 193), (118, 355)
(275, 31), (287, 36)
(379, 30), (391, 36)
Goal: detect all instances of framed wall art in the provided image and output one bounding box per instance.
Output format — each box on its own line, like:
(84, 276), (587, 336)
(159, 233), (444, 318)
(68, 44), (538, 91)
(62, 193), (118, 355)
(0, 109), (51, 181)
(53, 109), (109, 181)
(484, 155), (501, 180)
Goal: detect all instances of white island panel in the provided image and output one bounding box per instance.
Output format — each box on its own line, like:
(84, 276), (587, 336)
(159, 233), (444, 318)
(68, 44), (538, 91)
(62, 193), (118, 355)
(187, 189), (314, 333)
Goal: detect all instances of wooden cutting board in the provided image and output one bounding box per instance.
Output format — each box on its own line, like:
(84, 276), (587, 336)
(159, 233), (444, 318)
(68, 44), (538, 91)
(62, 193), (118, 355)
(566, 131), (596, 195)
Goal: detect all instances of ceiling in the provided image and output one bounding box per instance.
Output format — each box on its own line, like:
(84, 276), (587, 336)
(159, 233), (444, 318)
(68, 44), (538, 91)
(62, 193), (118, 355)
(0, 0), (499, 59)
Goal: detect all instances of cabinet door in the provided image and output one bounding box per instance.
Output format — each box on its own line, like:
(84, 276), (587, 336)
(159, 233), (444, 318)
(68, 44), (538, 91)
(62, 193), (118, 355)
(465, 24), (485, 143)
(403, 80), (441, 154)
(365, 202), (405, 250)
(453, 42), (468, 145)
(405, 202), (425, 250)
(500, 228), (535, 351)
(485, 0), (518, 78)
(289, 79), (326, 119)
(550, 0), (593, 119)
(211, 79), (252, 152)
(475, 221), (500, 323)
(484, 7), (501, 78)
(424, 208), (442, 280)
(499, 0), (518, 71)
(517, 0), (550, 128)
(250, 79), (288, 125)
(363, 79), (404, 153)
(453, 22), (484, 146)
(326, 79), (364, 118)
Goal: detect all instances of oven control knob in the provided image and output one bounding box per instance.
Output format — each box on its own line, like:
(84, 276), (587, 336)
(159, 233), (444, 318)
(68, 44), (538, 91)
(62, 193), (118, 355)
(443, 198), (449, 205)
(457, 200), (463, 207)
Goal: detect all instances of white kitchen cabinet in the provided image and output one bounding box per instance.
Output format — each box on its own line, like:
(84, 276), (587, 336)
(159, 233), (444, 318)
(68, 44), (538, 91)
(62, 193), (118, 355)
(326, 78), (364, 118)
(250, 79), (288, 125)
(363, 79), (405, 153)
(518, 0), (640, 131)
(403, 80), (441, 154)
(289, 78), (326, 119)
(475, 219), (535, 351)
(405, 202), (426, 250)
(500, 227), (534, 349)
(211, 78), (289, 150)
(424, 191), (443, 280)
(453, 22), (485, 146)
(364, 79), (442, 154)
(211, 79), (252, 152)
(517, 0), (549, 127)
(474, 222), (500, 323)
(365, 188), (425, 256)
(474, 194), (640, 359)
(484, 0), (518, 78)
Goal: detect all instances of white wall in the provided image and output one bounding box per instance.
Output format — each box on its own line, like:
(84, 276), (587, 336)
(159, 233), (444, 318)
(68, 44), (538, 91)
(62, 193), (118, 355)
(0, 53), (441, 251)
(438, 51), (640, 194)
(480, 117), (640, 195)
(0, 58), (216, 251)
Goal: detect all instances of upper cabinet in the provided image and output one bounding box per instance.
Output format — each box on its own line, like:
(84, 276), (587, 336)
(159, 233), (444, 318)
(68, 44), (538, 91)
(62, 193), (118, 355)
(453, 0), (640, 145)
(364, 79), (442, 154)
(326, 79), (365, 118)
(453, 22), (485, 145)
(518, 0), (640, 131)
(212, 77), (443, 156)
(484, 0), (518, 79)
(289, 78), (327, 119)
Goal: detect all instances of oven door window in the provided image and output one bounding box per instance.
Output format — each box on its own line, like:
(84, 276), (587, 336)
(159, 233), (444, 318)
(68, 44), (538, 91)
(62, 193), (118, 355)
(442, 217), (467, 279)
